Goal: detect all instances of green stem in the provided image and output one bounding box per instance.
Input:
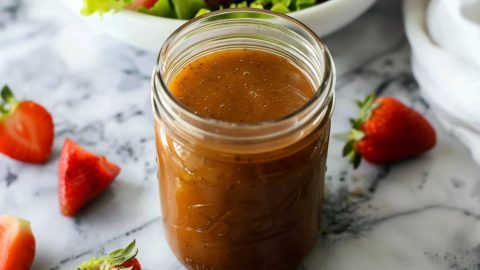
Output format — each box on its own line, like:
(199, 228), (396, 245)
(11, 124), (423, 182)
(351, 129), (365, 141)
(334, 132), (351, 140)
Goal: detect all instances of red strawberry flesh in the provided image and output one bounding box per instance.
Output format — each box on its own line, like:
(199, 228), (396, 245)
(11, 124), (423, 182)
(358, 97), (436, 163)
(118, 258), (142, 270)
(58, 138), (121, 216)
(0, 215), (36, 270)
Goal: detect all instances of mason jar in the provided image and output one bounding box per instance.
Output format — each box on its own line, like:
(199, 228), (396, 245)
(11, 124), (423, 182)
(152, 9), (335, 270)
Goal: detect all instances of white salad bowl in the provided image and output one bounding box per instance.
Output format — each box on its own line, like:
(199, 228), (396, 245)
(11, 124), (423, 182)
(63, 0), (377, 52)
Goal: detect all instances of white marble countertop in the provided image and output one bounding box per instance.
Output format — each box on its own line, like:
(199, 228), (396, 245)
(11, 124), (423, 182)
(1, 0), (479, 269)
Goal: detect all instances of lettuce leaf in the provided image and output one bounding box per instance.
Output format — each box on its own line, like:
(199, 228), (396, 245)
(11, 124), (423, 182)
(138, 0), (175, 18)
(272, 0), (291, 6)
(271, 3), (290, 13)
(171, 0), (206, 19)
(230, 1), (265, 9)
(230, 1), (248, 8)
(81, 0), (132, 15)
(195, 8), (211, 17)
(249, 2), (264, 9)
(293, 0), (317, 10)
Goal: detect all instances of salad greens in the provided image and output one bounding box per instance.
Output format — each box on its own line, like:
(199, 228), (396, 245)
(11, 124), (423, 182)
(81, 0), (322, 19)
(172, 0), (207, 19)
(137, 0), (175, 18)
(82, 0), (133, 15)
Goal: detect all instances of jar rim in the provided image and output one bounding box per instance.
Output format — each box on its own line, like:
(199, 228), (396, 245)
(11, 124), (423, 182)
(152, 8), (335, 143)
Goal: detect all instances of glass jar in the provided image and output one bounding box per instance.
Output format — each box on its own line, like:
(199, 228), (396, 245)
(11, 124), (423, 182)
(152, 9), (335, 270)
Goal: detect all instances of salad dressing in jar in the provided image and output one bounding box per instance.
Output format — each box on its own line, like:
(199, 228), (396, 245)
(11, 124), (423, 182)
(152, 9), (335, 270)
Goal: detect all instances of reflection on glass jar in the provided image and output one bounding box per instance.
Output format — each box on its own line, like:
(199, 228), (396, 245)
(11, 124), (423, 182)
(152, 9), (335, 270)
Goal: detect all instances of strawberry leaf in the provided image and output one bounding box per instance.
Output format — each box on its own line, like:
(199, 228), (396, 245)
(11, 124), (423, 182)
(351, 129), (365, 141)
(109, 240), (138, 266)
(355, 100), (364, 108)
(338, 92), (378, 169)
(342, 140), (354, 157)
(75, 240), (138, 270)
(0, 85), (19, 120)
(1, 85), (18, 105)
(352, 151), (362, 168)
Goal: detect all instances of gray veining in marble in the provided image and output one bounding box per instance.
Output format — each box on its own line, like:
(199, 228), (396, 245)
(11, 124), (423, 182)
(1, 0), (479, 269)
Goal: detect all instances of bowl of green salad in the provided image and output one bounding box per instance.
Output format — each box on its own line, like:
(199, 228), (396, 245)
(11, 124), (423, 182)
(63, 0), (376, 52)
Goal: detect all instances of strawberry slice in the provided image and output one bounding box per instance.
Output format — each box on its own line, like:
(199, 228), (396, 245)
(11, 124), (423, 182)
(0, 85), (54, 164)
(75, 240), (141, 270)
(58, 138), (121, 217)
(0, 215), (36, 270)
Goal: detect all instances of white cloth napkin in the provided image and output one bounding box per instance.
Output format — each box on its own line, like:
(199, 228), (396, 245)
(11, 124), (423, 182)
(404, 0), (480, 164)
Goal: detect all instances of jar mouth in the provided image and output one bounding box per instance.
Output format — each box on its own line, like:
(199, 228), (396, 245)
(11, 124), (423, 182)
(152, 8), (335, 144)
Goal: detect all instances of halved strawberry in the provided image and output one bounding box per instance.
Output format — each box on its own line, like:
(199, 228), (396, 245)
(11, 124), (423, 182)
(75, 240), (141, 270)
(0, 85), (54, 164)
(0, 215), (36, 270)
(58, 138), (121, 217)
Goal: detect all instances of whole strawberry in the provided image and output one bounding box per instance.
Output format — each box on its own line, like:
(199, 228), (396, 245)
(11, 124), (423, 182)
(75, 240), (141, 270)
(0, 85), (54, 163)
(343, 93), (436, 167)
